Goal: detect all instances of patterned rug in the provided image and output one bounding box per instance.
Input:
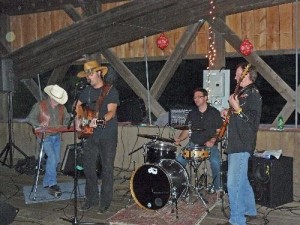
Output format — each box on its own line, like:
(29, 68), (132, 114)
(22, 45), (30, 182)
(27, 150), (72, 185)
(107, 193), (218, 225)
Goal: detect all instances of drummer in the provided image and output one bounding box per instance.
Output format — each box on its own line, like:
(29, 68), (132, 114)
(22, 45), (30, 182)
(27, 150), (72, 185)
(174, 88), (223, 193)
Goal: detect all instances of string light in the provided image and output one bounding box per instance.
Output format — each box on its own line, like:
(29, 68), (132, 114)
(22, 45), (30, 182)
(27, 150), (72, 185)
(205, 0), (216, 96)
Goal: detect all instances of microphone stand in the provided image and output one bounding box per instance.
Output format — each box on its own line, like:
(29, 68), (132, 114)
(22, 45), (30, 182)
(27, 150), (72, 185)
(61, 85), (98, 225)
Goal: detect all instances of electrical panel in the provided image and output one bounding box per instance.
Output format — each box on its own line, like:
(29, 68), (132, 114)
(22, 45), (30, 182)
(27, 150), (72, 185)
(203, 70), (230, 111)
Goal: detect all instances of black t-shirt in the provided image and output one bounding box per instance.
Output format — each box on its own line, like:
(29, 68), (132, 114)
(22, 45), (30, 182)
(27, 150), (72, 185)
(185, 105), (223, 146)
(79, 85), (120, 140)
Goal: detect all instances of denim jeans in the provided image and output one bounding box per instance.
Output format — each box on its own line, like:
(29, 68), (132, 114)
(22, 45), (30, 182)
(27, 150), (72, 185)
(227, 152), (257, 225)
(176, 143), (221, 190)
(40, 134), (61, 187)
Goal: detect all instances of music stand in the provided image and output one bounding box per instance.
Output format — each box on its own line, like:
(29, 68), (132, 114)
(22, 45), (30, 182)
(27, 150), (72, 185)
(0, 91), (28, 168)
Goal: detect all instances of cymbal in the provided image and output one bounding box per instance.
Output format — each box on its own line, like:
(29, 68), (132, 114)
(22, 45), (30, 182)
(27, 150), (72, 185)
(173, 125), (205, 131)
(137, 134), (174, 143)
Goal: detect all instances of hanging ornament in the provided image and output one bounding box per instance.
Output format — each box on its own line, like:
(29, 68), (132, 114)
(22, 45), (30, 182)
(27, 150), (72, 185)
(240, 38), (253, 56)
(156, 33), (169, 50)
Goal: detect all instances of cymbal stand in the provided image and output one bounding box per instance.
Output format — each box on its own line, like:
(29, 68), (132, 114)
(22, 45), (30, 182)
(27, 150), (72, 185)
(170, 186), (179, 219)
(123, 160), (136, 208)
(183, 158), (209, 211)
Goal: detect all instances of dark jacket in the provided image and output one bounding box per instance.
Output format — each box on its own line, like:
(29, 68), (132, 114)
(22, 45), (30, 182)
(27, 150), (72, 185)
(227, 84), (262, 154)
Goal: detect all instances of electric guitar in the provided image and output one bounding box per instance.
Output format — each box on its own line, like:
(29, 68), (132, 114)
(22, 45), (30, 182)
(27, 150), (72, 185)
(217, 63), (251, 140)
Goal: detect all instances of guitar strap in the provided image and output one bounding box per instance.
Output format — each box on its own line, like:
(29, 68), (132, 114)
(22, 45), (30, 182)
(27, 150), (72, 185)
(95, 84), (112, 118)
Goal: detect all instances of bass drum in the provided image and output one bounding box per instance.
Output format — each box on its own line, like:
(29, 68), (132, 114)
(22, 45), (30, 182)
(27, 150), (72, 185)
(130, 159), (188, 210)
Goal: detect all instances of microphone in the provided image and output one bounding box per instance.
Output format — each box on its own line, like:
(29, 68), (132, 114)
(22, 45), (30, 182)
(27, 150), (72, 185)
(67, 112), (75, 129)
(75, 81), (87, 90)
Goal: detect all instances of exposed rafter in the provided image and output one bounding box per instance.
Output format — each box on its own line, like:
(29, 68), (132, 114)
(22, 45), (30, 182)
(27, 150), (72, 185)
(0, 0), (128, 16)
(5, 0), (295, 79)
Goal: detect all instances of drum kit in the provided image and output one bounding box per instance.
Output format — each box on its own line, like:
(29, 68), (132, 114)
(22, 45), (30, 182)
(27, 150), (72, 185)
(129, 124), (212, 214)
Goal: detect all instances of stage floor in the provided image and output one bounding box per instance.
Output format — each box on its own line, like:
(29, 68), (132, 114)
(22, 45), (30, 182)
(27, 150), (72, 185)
(1, 164), (300, 225)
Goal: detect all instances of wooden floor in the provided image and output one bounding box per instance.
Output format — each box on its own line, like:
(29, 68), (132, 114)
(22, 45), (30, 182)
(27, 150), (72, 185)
(1, 163), (300, 225)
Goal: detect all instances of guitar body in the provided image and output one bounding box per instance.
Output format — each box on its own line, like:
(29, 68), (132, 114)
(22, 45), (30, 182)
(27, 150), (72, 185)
(76, 105), (97, 138)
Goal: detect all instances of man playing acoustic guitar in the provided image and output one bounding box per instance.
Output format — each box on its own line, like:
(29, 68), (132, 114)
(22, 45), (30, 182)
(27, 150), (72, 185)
(75, 60), (119, 214)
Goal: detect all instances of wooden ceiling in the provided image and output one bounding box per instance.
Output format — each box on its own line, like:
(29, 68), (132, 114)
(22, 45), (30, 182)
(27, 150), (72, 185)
(0, 0), (298, 124)
(0, 0), (125, 16)
(0, 0), (294, 79)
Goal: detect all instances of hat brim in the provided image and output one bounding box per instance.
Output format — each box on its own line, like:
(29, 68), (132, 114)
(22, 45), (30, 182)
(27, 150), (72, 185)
(44, 85), (68, 105)
(77, 66), (108, 78)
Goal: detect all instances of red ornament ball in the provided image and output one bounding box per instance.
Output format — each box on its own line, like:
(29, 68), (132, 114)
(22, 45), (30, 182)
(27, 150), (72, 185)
(240, 39), (253, 56)
(156, 33), (169, 50)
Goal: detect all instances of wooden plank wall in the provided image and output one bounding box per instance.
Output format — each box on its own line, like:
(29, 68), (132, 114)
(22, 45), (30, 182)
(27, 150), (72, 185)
(6, 2), (300, 59)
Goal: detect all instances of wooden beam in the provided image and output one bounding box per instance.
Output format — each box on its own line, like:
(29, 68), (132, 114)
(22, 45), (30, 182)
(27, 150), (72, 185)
(210, 15), (226, 69)
(150, 20), (205, 100)
(102, 49), (166, 117)
(8, 0), (294, 80)
(63, 4), (82, 22)
(21, 79), (45, 101)
(0, 14), (10, 55)
(47, 64), (71, 86)
(1, 0), (83, 16)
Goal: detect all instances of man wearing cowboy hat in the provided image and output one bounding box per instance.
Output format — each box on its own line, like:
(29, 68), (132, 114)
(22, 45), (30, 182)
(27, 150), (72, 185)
(27, 84), (70, 195)
(75, 60), (119, 214)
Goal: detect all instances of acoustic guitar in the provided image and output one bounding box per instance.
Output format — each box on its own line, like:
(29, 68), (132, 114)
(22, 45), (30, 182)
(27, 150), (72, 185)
(76, 105), (105, 139)
(216, 63), (251, 140)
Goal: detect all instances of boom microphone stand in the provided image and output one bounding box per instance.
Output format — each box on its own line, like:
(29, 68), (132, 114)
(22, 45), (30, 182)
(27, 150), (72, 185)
(61, 83), (99, 225)
(0, 91), (28, 168)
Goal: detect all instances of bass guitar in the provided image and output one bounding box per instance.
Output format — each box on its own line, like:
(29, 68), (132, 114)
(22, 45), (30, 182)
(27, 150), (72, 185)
(216, 63), (251, 140)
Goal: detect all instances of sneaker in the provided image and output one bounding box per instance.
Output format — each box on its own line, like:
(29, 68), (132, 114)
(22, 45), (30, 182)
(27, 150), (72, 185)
(48, 185), (62, 198)
(79, 202), (96, 212)
(97, 206), (109, 214)
(49, 185), (60, 192)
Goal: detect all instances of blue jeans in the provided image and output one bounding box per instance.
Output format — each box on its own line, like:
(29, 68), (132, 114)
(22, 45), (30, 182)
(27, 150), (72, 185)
(176, 144), (221, 190)
(40, 134), (61, 187)
(227, 152), (257, 225)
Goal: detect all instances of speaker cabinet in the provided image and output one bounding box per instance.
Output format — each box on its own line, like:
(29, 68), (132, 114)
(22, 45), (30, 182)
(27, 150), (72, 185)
(61, 143), (101, 178)
(0, 201), (19, 225)
(0, 58), (14, 92)
(249, 156), (293, 208)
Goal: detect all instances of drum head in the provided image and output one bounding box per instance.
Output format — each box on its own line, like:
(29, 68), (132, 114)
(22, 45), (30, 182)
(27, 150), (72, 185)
(130, 160), (188, 210)
(130, 164), (170, 210)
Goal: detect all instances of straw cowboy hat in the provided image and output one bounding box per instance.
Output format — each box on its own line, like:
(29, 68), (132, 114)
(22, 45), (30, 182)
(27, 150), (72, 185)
(44, 84), (68, 105)
(77, 60), (108, 78)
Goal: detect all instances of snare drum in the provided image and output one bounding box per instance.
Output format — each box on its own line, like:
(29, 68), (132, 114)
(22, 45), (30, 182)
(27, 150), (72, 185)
(146, 142), (177, 164)
(182, 145), (210, 161)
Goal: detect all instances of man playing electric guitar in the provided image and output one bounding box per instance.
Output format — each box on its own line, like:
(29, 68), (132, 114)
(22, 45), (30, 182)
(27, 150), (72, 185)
(218, 63), (262, 225)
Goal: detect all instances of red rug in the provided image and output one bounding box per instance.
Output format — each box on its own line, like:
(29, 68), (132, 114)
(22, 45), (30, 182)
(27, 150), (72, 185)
(107, 193), (218, 225)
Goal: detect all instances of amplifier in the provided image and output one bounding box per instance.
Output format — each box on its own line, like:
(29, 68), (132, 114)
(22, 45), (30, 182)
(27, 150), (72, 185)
(61, 143), (84, 177)
(61, 143), (102, 178)
(169, 108), (192, 126)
